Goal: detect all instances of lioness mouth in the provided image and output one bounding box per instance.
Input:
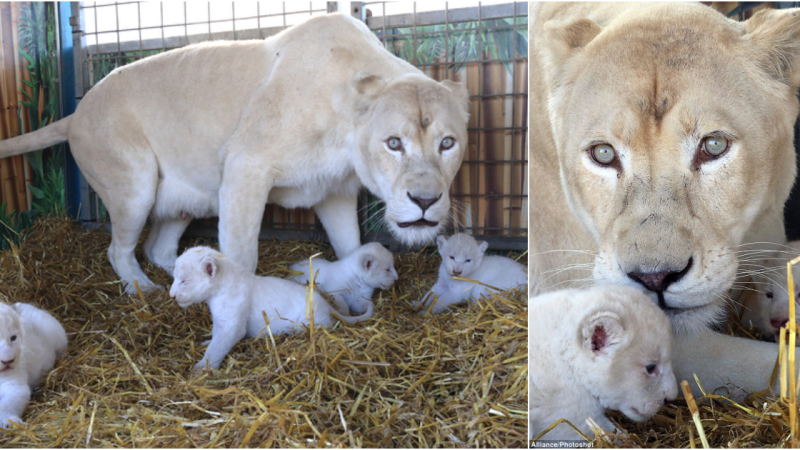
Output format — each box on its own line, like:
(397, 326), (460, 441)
(656, 291), (708, 314)
(397, 219), (438, 228)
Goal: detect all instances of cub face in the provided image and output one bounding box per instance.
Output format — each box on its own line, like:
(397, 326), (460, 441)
(579, 286), (678, 423)
(540, 4), (800, 332)
(357, 74), (469, 247)
(758, 266), (800, 340)
(437, 234), (488, 278)
(170, 247), (220, 308)
(357, 243), (398, 290)
(0, 303), (22, 373)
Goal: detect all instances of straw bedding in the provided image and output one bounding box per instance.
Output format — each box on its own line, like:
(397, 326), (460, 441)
(0, 217), (527, 448)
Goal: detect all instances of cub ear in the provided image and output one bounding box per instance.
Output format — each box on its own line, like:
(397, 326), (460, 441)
(436, 235), (448, 250)
(581, 311), (625, 356)
(477, 241), (489, 255)
(744, 7), (800, 90)
(540, 18), (602, 82)
(201, 257), (217, 278)
(360, 253), (375, 272)
(440, 80), (470, 123)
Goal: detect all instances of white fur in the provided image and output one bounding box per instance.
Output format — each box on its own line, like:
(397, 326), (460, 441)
(529, 285), (678, 441)
(416, 234), (527, 313)
(289, 242), (398, 315)
(741, 241), (800, 340)
(170, 246), (374, 371)
(0, 302), (67, 428)
(0, 14), (469, 293)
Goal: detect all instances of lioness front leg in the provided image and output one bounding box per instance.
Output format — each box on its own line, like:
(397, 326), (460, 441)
(673, 330), (800, 399)
(314, 192), (361, 258)
(218, 155), (273, 273)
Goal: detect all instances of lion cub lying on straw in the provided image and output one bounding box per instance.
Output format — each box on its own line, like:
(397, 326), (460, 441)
(0, 302), (68, 428)
(416, 233), (527, 313)
(529, 285), (677, 441)
(289, 242), (398, 315)
(170, 246), (374, 371)
(743, 241), (800, 341)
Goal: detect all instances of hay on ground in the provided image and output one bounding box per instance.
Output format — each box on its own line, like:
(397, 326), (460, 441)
(0, 217), (527, 448)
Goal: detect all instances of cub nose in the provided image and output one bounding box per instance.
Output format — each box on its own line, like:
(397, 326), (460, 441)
(771, 317), (789, 330)
(407, 192), (441, 213)
(1, 359), (14, 365)
(453, 270), (462, 276)
(627, 258), (693, 292)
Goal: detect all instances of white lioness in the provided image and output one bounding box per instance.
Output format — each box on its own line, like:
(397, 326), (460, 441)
(416, 233), (527, 313)
(740, 241), (800, 340)
(0, 302), (68, 428)
(170, 246), (373, 371)
(288, 242), (398, 315)
(530, 2), (800, 396)
(529, 285), (677, 441)
(0, 14), (468, 293)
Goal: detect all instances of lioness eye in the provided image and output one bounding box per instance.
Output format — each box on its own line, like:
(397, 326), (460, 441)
(386, 137), (403, 152)
(766, 292), (774, 299)
(703, 136), (728, 157)
(646, 364), (657, 374)
(591, 144), (617, 166)
(10, 335), (16, 342)
(440, 137), (455, 151)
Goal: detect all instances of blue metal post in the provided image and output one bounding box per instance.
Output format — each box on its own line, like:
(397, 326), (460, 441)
(59, 2), (81, 220)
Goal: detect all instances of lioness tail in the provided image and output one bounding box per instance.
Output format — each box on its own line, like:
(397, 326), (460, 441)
(0, 116), (71, 158)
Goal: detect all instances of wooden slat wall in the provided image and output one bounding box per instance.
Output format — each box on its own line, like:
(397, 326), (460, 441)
(0, 2), (32, 217)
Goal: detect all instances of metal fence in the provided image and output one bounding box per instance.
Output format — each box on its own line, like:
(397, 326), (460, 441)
(69, 1), (528, 250)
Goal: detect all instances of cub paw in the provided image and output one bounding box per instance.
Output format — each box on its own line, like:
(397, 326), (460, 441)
(0, 415), (23, 430)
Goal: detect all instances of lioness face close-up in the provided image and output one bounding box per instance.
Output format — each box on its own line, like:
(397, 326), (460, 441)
(541, 2), (798, 332)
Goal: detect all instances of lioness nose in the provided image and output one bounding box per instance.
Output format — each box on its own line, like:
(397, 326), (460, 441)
(407, 192), (441, 213)
(627, 258), (693, 292)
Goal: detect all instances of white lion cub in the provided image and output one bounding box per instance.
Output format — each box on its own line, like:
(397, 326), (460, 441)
(529, 285), (677, 441)
(416, 233), (527, 313)
(743, 241), (800, 341)
(0, 302), (68, 428)
(170, 246), (374, 371)
(288, 242), (398, 315)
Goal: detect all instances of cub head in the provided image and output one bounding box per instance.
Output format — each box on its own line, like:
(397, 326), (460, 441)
(577, 285), (678, 423)
(0, 303), (21, 374)
(353, 73), (469, 247)
(356, 242), (398, 290)
(170, 246), (222, 308)
(539, 4), (800, 333)
(755, 245), (800, 339)
(437, 233), (488, 278)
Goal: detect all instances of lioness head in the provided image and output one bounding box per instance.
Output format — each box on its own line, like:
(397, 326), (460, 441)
(539, 4), (800, 332)
(170, 246), (223, 308)
(354, 73), (469, 246)
(0, 303), (22, 374)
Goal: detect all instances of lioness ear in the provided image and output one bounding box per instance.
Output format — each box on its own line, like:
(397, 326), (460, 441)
(540, 18), (602, 81)
(744, 7), (800, 90)
(477, 241), (489, 255)
(440, 80), (469, 123)
(581, 311), (624, 356)
(436, 235), (447, 250)
(201, 257), (217, 278)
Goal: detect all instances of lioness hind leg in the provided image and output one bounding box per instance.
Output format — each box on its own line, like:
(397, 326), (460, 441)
(144, 216), (192, 275)
(103, 187), (159, 294)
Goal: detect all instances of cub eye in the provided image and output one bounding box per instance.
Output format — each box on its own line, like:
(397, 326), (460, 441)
(465, 259), (471, 263)
(386, 137), (403, 152)
(646, 364), (657, 375)
(440, 137), (455, 151)
(10, 335), (16, 342)
(702, 136), (729, 157)
(590, 144), (617, 166)
(449, 256), (455, 260)
(766, 292), (774, 299)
